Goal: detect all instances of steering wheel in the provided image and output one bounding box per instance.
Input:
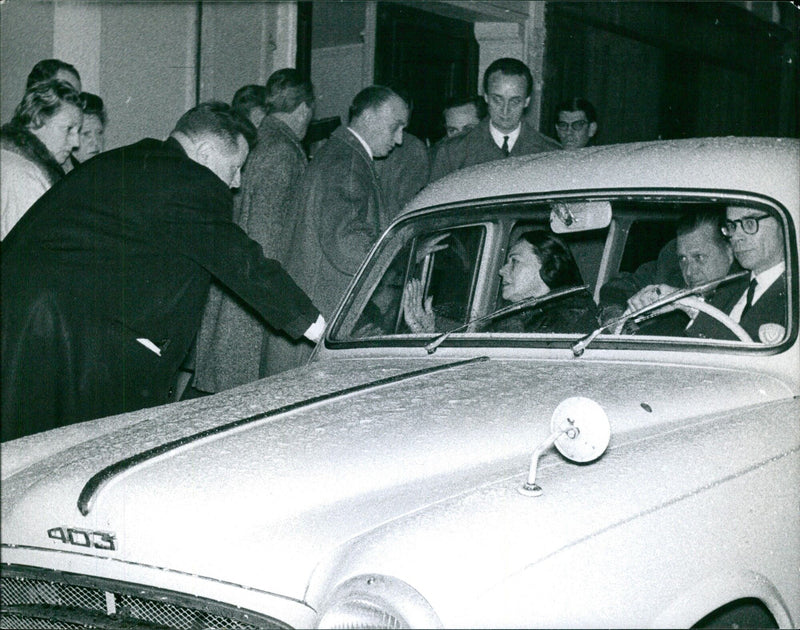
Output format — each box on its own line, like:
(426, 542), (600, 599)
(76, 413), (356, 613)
(613, 295), (752, 342)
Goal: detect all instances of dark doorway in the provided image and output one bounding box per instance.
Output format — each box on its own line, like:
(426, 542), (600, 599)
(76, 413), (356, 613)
(375, 2), (479, 144)
(542, 2), (798, 144)
(296, 1), (312, 81)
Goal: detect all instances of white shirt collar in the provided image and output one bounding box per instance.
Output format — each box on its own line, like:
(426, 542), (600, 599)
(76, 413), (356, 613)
(489, 122), (521, 152)
(729, 260), (785, 323)
(347, 127), (373, 160)
(750, 261), (785, 303)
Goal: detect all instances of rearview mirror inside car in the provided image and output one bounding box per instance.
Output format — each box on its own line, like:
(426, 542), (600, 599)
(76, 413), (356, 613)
(550, 201), (612, 233)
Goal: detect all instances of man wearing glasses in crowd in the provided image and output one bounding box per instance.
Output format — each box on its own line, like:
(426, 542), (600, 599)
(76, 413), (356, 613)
(554, 97), (598, 150)
(685, 206), (787, 343)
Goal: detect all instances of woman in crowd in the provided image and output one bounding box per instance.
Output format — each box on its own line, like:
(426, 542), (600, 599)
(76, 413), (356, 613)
(1, 79), (82, 239)
(403, 230), (598, 334)
(64, 92), (106, 172)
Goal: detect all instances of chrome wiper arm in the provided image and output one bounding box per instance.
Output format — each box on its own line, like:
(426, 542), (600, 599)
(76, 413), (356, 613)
(424, 285), (587, 355)
(571, 270), (749, 357)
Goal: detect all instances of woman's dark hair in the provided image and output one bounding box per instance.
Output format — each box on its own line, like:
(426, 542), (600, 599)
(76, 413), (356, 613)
(12, 79), (82, 131)
(517, 230), (584, 289)
(80, 92), (106, 125)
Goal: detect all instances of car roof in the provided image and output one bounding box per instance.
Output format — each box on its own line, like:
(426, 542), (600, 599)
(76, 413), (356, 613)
(409, 137), (800, 219)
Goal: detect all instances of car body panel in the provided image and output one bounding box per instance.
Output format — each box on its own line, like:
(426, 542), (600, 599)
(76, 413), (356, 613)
(409, 138), (799, 216)
(2, 359), (796, 602)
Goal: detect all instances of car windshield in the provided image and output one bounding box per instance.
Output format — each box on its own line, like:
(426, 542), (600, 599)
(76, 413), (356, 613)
(329, 195), (792, 351)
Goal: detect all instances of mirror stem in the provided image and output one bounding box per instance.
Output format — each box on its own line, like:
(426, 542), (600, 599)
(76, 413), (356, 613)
(519, 419), (577, 497)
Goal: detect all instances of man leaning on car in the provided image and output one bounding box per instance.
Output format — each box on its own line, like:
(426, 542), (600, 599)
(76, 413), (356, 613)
(1, 102), (325, 442)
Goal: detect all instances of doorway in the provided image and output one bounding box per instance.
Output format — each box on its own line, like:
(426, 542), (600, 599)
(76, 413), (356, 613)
(374, 2), (479, 143)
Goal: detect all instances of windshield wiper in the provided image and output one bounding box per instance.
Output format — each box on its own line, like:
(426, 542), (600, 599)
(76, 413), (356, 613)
(571, 270), (749, 357)
(424, 285), (587, 355)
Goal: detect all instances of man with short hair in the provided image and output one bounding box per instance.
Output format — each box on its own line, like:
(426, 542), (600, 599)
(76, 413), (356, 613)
(1, 102), (323, 441)
(442, 95), (485, 138)
(430, 58), (559, 182)
(618, 211), (736, 334)
(231, 84), (268, 129)
(555, 97), (598, 150)
(373, 84), (430, 220)
(26, 58), (81, 92)
(193, 70), (315, 394)
(685, 206), (786, 342)
(262, 85), (408, 374)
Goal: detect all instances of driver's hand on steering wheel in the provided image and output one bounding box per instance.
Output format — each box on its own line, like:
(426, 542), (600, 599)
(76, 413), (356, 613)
(627, 284), (702, 321)
(627, 284), (679, 316)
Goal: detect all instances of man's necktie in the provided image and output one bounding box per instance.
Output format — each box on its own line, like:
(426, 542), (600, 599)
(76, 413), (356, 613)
(501, 136), (509, 157)
(741, 278), (758, 319)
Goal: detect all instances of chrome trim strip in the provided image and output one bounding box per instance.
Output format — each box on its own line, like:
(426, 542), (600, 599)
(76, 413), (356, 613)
(78, 356), (489, 515)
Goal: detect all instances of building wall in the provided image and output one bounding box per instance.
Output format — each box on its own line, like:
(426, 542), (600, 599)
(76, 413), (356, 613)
(0, 1), (56, 124)
(310, 43), (364, 123)
(99, 3), (199, 148)
(1, 1), (294, 149)
(309, 1), (366, 123)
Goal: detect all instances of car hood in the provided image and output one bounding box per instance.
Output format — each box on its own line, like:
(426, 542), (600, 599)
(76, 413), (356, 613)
(2, 356), (795, 604)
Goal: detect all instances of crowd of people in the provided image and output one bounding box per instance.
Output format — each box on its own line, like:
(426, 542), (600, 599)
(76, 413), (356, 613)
(1, 55), (784, 443)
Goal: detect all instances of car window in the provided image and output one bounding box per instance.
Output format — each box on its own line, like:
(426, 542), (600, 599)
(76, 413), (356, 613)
(330, 196), (792, 348)
(345, 225), (485, 338)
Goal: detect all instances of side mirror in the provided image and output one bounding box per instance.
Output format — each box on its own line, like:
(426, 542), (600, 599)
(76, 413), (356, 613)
(519, 397), (611, 497)
(550, 201), (612, 234)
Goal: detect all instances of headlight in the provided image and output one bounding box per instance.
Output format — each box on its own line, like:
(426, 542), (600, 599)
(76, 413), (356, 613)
(316, 574), (442, 629)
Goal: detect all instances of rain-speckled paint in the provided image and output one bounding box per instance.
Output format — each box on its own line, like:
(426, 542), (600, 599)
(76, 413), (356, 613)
(2, 137), (798, 629)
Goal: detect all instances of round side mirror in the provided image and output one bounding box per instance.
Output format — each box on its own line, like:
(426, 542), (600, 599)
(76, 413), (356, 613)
(551, 396), (610, 463)
(519, 396), (611, 497)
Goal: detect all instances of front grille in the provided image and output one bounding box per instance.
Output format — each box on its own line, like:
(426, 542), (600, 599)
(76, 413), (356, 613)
(1, 565), (290, 629)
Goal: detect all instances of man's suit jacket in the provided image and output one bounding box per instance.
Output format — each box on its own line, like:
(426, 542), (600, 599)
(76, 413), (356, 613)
(429, 119), (560, 182)
(685, 273), (787, 342)
(1, 137), (319, 440)
(262, 126), (387, 375)
(374, 131), (430, 219)
(193, 116), (308, 393)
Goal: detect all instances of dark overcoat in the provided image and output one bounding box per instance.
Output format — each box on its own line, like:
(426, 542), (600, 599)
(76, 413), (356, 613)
(261, 126), (386, 375)
(374, 131), (430, 219)
(193, 117), (308, 392)
(429, 119), (560, 182)
(1, 137), (319, 441)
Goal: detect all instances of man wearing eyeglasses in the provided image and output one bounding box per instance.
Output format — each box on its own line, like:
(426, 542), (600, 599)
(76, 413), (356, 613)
(685, 206), (786, 343)
(555, 98), (598, 150)
(429, 58), (560, 182)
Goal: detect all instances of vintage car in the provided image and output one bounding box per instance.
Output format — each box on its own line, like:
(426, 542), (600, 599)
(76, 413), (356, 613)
(2, 137), (798, 629)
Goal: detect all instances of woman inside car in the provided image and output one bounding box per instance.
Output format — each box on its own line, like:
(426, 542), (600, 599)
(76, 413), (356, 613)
(402, 230), (599, 334)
